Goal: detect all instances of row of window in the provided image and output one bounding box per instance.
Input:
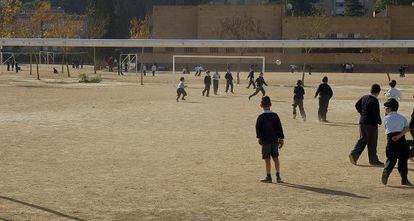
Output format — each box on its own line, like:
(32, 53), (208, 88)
(317, 33), (370, 39)
(166, 48), (278, 53)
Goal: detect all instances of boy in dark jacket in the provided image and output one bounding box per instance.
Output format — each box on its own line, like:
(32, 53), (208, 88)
(315, 76), (333, 122)
(225, 69), (234, 94)
(202, 71), (212, 97)
(293, 80), (306, 121)
(249, 72), (268, 100)
(256, 96), (285, 183)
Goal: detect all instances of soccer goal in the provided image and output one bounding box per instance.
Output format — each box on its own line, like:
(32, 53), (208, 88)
(120, 53), (138, 74)
(0, 52), (16, 73)
(39, 51), (55, 66)
(172, 55), (266, 74)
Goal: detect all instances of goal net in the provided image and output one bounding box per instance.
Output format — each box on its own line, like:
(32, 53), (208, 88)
(172, 55), (266, 74)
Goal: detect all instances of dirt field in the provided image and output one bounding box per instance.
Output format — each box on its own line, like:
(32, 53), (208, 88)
(0, 66), (414, 221)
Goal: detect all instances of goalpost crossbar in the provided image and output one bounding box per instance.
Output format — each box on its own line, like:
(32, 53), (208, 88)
(172, 55), (266, 74)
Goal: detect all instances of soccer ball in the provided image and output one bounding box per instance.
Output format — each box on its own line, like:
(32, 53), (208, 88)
(275, 59), (282, 66)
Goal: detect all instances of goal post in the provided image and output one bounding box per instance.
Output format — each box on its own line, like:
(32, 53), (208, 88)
(172, 55), (266, 74)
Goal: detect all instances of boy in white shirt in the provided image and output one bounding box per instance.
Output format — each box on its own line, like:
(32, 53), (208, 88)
(385, 80), (401, 100)
(381, 99), (411, 186)
(176, 77), (187, 102)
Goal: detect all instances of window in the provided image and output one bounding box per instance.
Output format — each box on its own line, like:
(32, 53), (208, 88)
(184, 48), (197, 53)
(144, 47), (153, 53)
(226, 48), (235, 53)
(210, 48), (219, 53)
(264, 48), (274, 53)
(247, 48), (257, 53)
(165, 47), (174, 52)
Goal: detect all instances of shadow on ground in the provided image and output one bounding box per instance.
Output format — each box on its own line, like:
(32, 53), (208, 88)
(0, 195), (86, 221)
(278, 182), (370, 199)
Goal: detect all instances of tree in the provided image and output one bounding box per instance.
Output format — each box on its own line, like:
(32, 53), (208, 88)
(130, 16), (150, 85)
(297, 15), (328, 85)
(344, 0), (365, 16)
(375, 0), (413, 11)
(217, 15), (269, 80)
(0, 0), (21, 38)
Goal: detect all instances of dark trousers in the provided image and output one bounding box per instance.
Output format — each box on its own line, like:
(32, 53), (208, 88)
(247, 78), (256, 89)
(350, 124), (380, 163)
(177, 88), (187, 99)
(226, 81), (234, 93)
(213, 80), (219, 95)
(202, 84), (211, 96)
(152, 71), (155, 76)
(384, 133), (409, 178)
(318, 96), (330, 121)
(293, 98), (306, 119)
(249, 87), (265, 99)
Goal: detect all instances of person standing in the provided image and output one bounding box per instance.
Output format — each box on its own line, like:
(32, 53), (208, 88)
(314, 76), (333, 122)
(381, 99), (412, 186)
(385, 80), (401, 100)
(212, 69), (220, 95)
(292, 80), (306, 121)
(151, 64), (157, 76)
(249, 72), (268, 100)
(255, 96), (285, 183)
(202, 71), (212, 97)
(225, 69), (234, 94)
(349, 84), (384, 166)
(246, 67), (256, 89)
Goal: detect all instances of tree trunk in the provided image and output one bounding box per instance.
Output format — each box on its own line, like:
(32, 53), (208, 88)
(140, 47), (144, 85)
(65, 52), (70, 77)
(94, 47), (97, 74)
(61, 52), (65, 73)
(35, 54), (40, 80)
(29, 53), (33, 75)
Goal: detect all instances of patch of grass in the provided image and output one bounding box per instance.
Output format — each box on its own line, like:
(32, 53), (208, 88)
(78, 74), (102, 83)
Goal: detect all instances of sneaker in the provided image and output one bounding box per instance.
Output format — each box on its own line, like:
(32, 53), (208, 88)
(349, 154), (357, 165)
(293, 114), (297, 119)
(260, 176), (272, 183)
(381, 171), (389, 185)
(276, 176), (283, 183)
(370, 161), (384, 167)
(303, 117), (306, 122)
(401, 179), (413, 186)
(182, 98), (186, 101)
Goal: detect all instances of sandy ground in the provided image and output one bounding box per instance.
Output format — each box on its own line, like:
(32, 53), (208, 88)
(0, 66), (414, 221)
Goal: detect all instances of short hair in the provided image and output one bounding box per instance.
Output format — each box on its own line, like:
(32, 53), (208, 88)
(297, 80), (303, 86)
(322, 76), (328, 83)
(261, 96), (271, 107)
(389, 80), (397, 88)
(370, 84), (381, 94)
(180, 77), (185, 81)
(384, 98), (399, 111)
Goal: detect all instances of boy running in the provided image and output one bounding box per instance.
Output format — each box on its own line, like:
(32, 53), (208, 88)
(256, 96), (285, 183)
(176, 77), (187, 102)
(249, 72), (267, 100)
(381, 99), (412, 186)
(247, 67), (256, 89)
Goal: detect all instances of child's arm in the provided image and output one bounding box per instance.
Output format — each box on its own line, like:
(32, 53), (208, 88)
(275, 115), (285, 149)
(392, 127), (411, 141)
(256, 117), (263, 145)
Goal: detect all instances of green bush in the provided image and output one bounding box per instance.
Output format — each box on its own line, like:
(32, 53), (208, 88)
(78, 74), (102, 83)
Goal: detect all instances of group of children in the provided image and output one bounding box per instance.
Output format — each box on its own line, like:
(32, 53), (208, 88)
(177, 70), (414, 186)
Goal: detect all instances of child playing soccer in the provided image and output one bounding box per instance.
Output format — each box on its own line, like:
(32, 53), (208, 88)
(381, 99), (412, 186)
(256, 96), (285, 183)
(249, 72), (268, 100)
(385, 80), (401, 100)
(176, 77), (187, 102)
(202, 71), (212, 97)
(293, 80), (306, 121)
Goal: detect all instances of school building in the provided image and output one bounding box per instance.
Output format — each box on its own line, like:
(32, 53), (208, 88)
(143, 5), (414, 72)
